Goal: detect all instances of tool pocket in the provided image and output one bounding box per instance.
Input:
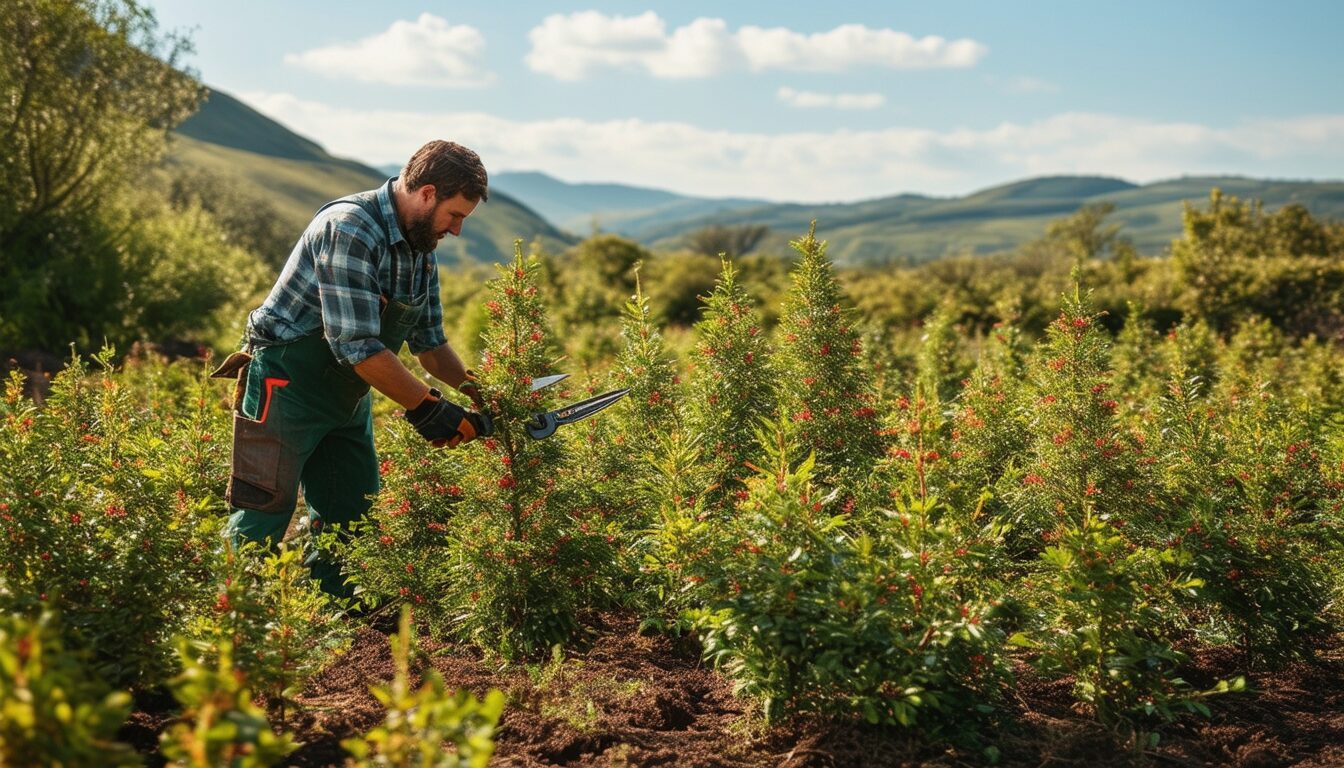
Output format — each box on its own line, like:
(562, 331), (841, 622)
(226, 353), (294, 514)
(227, 414), (289, 512)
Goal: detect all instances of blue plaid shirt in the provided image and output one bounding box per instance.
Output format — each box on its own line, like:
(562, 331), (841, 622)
(245, 178), (448, 367)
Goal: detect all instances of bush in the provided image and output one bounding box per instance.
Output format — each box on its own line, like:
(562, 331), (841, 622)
(0, 611), (137, 767)
(349, 246), (620, 658)
(683, 426), (1007, 732)
(777, 224), (883, 485)
(159, 639), (299, 767)
(344, 607), (505, 768)
(0, 351), (225, 689)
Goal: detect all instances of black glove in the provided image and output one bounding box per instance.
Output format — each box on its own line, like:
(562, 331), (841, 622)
(404, 389), (494, 448)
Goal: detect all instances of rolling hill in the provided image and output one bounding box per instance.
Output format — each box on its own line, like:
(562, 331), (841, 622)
(636, 175), (1344, 266)
(490, 171), (768, 235)
(169, 88), (574, 264)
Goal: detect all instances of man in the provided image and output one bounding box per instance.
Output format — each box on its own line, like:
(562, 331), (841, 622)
(215, 139), (492, 598)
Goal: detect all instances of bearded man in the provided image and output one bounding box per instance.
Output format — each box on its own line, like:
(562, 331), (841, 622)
(214, 139), (492, 598)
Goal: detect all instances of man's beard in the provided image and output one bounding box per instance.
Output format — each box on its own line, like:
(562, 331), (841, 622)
(404, 211), (440, 254)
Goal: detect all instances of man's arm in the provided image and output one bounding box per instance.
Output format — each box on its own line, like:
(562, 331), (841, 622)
(417, 342), (469, 391)
(352, 342), (470, 411)
(354, 350), (432, 410)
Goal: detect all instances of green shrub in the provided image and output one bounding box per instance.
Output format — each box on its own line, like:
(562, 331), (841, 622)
(0, 351), (224, 689)
(160, 639), (299, 767)
(344, 607), (505, 768)
(684, 426), (1007, 731)
(0, 611), (137, 767)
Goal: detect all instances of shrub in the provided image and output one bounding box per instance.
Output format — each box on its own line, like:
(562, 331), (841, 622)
(348, 246), (619, 658)
(344, 607), (505, 768)
(686, 259), (776, 505)
(0, 350), (223, 689)
(159, 639), (299, 767)
(684, 424), (1007, 732)
(777, 224), (883, 485)
(0, 611), (137, 767)
(190, 542), (352, 726)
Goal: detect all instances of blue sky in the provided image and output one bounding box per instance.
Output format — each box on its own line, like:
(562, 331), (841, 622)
(145, 1), (1344, 202)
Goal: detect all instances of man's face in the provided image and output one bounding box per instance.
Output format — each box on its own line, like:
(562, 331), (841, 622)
(405, 191), (479, 253)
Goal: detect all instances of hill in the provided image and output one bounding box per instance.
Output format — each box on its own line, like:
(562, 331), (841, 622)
(490, 171), (768, 235)
(631, 175), (1344, 266)
(169, 88), (574, 264)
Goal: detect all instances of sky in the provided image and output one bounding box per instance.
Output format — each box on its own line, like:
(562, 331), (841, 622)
(144, 1), (1344, 203)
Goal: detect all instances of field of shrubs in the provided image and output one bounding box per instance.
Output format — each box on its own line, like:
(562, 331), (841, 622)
(4, 197), (1344, 766)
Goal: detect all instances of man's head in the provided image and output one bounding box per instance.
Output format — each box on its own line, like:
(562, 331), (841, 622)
(397, 140), (489, 253)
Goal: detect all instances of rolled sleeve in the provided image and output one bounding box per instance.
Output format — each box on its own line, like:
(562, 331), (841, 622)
(313, 219), (387, 366)
(407, 257), (448, 354)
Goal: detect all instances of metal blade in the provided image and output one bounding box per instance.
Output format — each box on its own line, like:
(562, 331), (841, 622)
(525, 388), (629, 439)
(530, 373), (569, 392)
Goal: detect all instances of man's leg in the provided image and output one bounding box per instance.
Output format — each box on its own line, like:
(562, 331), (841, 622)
(298, 396), (379, 598)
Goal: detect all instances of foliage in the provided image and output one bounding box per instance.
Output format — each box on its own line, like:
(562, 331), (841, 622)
(0, 610), (138, 767)
(687, 259), (777, 505)
(159, 639), (299, 767)
(0, 350), (226, 689)
(349, 245), (619, 658)
(1172, 190), (1344, 336)
(682, 425), (1007, 731)
(777, 224), (884, 484)
(343, 607), (505, 768)
(191, 542), (352, 726)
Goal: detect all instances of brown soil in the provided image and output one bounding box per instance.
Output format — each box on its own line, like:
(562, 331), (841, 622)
(123, 617), (1344, 767)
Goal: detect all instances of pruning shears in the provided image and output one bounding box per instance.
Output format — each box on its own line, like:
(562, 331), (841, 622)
(514, 373), (629, 440)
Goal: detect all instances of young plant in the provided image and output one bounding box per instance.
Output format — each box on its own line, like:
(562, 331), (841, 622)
(777, 223), (884, 486)
(686, 259), (776, 505)
(0, 611), (138, 767)
(685, 420), (1006, 733)
(0, 349), (223, 690)
(191, 541), (351, 727)
(343, 606), (505, 768)
(348, 245), (619, 658)
(159, 639), (299, 767)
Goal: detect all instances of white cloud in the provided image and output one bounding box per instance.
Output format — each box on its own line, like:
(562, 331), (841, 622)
(737, 24), (986, 72)
(525, 12), (984, 80)
(283, 14), (494, 87)
(238, 91), (1344, 202)
(777, 87), (885, 110)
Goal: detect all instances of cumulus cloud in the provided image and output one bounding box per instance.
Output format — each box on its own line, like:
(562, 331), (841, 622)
(526, 11), (985, 80)
(777, 87), (885, 110)
(284, 14), (494, 87)
(239, 91), (1344, 202)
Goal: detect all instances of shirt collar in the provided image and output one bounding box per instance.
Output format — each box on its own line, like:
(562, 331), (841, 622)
(378, 177), (408, 247)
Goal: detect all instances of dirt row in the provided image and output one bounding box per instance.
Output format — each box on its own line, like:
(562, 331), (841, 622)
(122, 615), (1344, 767)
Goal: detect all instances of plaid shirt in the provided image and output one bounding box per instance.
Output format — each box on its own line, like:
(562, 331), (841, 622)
(245, 178), (448, 367)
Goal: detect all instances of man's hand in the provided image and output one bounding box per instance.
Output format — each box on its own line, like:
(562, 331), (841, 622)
(457, 369), (486, 411)
(404, 389), (494, 448)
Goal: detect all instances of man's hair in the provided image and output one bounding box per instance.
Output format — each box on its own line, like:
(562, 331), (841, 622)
(401, 140), (489, 202)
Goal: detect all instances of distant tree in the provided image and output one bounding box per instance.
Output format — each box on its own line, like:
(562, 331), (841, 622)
(1172, 190), (1344, 336)
(165, 166), (292, 266)
(0, 0), (202, 244)
(0, 0), (221, 353)
(687, 224), (770, 258)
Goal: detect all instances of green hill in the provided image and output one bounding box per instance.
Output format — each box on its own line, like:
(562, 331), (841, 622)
(633, 174), (1344, 266)
(491, 171), (767, 234)
(168, 87), (574, 264)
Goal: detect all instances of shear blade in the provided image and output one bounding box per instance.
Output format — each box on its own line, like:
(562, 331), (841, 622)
(525, 388), (629, 439)
(530, 373), (569, 392)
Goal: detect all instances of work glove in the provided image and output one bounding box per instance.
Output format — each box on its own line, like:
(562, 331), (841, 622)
(457, 369), (486, 411)
(404, 388), (493, 448)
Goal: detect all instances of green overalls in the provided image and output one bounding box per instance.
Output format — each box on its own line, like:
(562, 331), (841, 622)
(222, 196), (427, 598)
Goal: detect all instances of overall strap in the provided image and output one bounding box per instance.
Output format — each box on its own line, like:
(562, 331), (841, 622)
(316, 191), (399, 297)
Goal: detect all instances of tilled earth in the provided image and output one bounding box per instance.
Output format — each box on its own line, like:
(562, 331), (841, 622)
(123, 616), (1344, 767)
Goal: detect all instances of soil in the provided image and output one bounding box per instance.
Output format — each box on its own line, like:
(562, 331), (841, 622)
(122, 616), (1344, 768)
